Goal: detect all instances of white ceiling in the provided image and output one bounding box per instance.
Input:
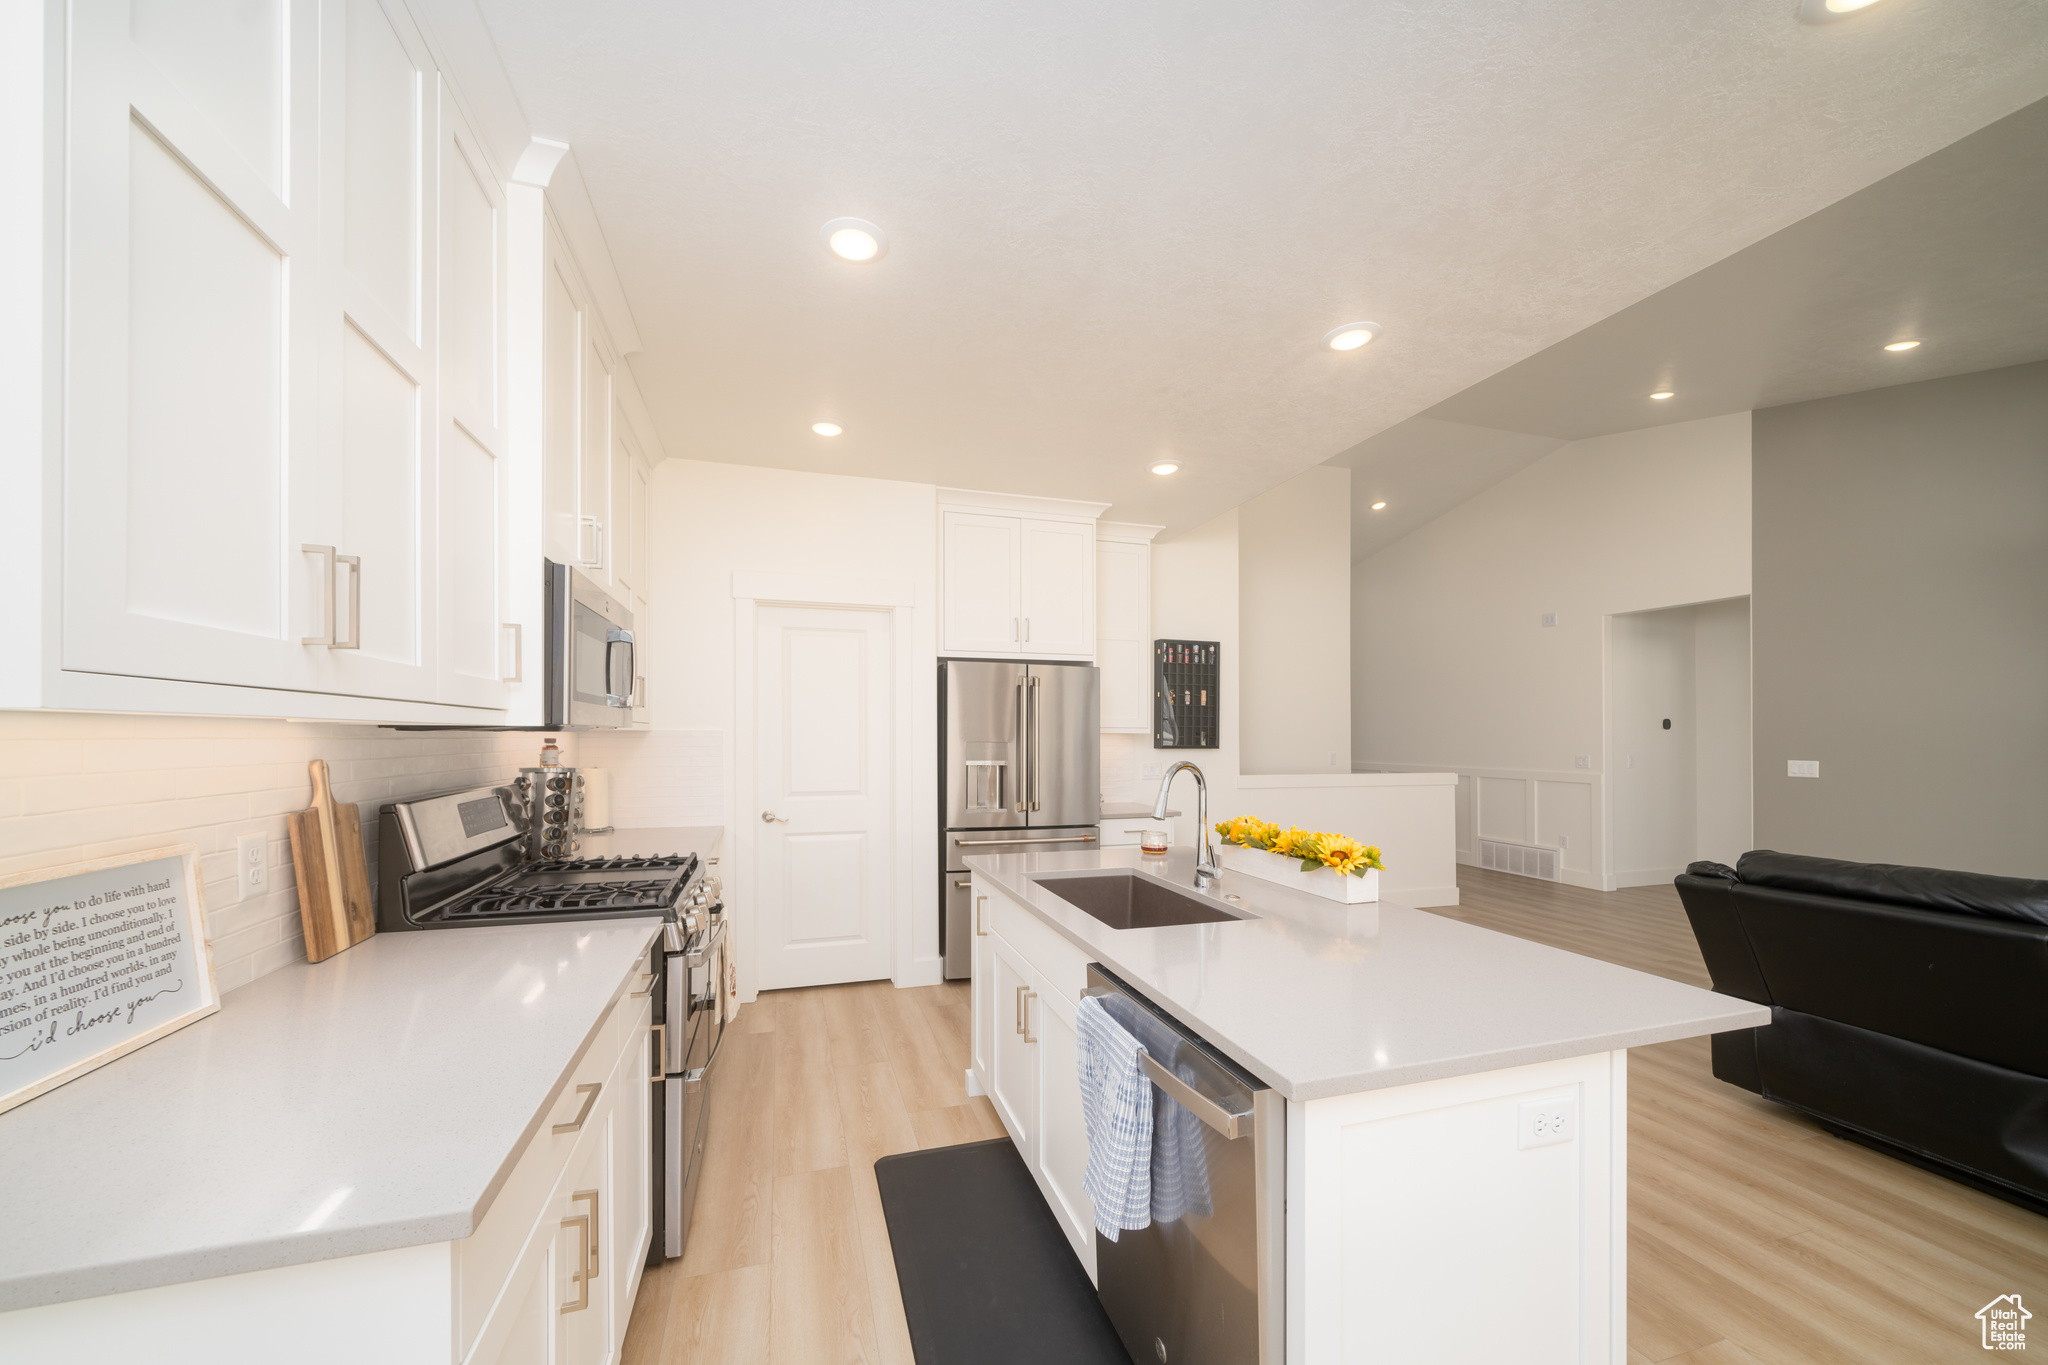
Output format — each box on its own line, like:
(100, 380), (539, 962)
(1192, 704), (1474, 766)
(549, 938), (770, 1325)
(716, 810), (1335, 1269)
(1421, 96), (2048, 441)
(473, 0), (2048, 533)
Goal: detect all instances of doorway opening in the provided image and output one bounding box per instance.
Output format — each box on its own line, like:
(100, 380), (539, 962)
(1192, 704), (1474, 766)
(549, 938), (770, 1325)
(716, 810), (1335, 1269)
(1607, 596), (1751, 887)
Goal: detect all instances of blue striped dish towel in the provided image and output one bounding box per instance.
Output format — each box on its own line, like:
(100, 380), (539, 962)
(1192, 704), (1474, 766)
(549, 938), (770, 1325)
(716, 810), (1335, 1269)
(1149, 1059), (1214, 1224)
(1077, 994), (1153, 1240)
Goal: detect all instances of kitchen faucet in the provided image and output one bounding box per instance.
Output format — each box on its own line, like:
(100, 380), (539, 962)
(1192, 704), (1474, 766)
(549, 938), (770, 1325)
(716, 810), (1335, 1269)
(1153, 760), (1219, 889)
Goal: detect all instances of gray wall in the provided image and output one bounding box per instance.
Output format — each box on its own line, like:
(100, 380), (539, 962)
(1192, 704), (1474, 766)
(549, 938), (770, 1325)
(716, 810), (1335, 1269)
(1753, 360), (2048, 876)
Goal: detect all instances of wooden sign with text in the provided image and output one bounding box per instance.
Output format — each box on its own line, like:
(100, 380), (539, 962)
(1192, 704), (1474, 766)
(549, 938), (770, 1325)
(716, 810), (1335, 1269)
(0, 845), (220, 1116)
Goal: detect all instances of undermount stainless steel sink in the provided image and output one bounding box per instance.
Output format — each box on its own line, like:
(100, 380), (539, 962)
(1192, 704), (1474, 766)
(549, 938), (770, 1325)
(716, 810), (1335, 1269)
(1031, 871), (1251, 929)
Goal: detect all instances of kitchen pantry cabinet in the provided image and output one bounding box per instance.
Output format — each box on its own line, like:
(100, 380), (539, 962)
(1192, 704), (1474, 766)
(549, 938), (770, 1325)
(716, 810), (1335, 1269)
(1095, 523), (1162, 732)
(937, 490), (1110, 660)
(971, 872), (1099, 1278)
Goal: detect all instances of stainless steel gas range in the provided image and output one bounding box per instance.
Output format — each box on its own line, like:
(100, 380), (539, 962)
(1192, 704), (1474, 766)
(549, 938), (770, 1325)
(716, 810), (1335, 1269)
(377, 785), (728, 1266)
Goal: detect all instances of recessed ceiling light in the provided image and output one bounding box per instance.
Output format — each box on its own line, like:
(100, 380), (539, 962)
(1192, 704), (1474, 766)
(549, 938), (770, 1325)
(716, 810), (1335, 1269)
(1371, 501), (1387, 511)
(811, 422), (843, 437)
(1150, 461), (1180, 476)
(1649, 391), (1675, 400)
(1321, 322), (1381, 352)
(1884, 340), (1921, 352)
(820, 218), (887, 263)
(1798, 0), (1886, 20)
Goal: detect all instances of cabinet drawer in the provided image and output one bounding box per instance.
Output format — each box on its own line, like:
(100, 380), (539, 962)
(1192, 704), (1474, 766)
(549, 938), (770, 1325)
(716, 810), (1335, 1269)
(456, 989), (637, 1359)
(981, 878), (1091, 1001)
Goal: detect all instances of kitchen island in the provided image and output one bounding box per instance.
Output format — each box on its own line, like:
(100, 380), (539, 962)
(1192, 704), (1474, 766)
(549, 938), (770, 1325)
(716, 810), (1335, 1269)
(964, 844), (1768, 1365)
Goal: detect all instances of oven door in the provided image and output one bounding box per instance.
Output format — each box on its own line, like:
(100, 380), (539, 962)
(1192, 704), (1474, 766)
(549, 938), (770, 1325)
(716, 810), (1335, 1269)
(545, 561), (635, 730)
(663, 917), (728, 1258)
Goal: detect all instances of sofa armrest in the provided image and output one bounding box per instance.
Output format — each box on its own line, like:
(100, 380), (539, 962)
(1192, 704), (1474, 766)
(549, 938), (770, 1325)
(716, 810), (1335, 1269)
(1676, 873), (1772, 1003)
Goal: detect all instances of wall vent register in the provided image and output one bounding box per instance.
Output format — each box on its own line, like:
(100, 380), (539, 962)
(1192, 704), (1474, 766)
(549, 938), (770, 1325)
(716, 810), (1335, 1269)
(1478, 838), (1561, 883)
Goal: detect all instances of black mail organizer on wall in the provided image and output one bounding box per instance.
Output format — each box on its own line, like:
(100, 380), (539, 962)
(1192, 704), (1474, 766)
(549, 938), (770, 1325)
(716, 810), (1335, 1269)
(1154, 639), (1219, 750)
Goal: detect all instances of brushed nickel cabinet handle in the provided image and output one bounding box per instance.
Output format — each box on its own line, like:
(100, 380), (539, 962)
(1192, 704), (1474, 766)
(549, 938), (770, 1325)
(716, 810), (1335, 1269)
(559, 1213), (592, 1313)
(650, 1024), (665, 1083)
(1015, 983), (1027, 1035)
(953, 878), (972, 889)
(976, 895), (987, 936)
(301, 544), (335, 645)
(573, 1188), (600, 1277)
(333, 554), (361, 650)
(553, 1081), (601, 1135)
(630, 972), (655, 999)
(1022, 990), (1038, 1043)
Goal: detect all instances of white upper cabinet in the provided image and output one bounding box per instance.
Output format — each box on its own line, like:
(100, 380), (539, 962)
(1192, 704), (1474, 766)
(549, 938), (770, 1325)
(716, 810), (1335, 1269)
(941, 512), (1024, 655)
(61, 0), (326, 695)
(938, 491), (1109, 659)
(539, 233), (586, 569)
(1096, 523), (1161, 733)
(1018, 518), (1094, 656)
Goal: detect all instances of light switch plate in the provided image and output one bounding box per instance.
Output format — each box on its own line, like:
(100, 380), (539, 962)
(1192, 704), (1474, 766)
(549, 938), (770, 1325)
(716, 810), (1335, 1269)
(236, 833), (267, 900)
(1788, 759), (1820, 778)
(1518, 1095), (1577, 1149)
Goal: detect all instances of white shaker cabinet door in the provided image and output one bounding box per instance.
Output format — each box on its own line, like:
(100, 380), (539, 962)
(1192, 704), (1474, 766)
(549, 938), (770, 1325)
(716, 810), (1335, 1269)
(436, 97), (512, 709)
(1033, 967), (1097, 1277)
(941, 511), (1023, 655)
(970, 885), (993, 1091)
(1019, 517), (1094, 656)
(988, 934), (1042, 1166)
(60, 0), (327, 694)
(554, 1106), (614, 1365)
(540, 230), (587, 568)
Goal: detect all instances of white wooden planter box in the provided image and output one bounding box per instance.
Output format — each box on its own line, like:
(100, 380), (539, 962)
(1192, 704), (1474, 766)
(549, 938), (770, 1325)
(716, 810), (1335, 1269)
(1219, 845), (1379, 903)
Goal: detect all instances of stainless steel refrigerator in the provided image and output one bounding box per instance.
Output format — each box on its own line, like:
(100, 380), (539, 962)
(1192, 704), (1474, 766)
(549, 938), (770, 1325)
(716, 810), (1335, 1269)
(940, 659), (1101, 978)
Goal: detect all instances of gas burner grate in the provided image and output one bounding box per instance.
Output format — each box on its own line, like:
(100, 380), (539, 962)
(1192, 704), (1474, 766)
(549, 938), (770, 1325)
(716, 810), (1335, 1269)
(525, 854), (693, 874)
(441, 878), (681, 918)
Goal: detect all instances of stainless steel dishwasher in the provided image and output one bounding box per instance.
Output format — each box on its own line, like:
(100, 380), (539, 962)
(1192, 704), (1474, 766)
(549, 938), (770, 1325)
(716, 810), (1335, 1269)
(1085, 964), (1286, 1365)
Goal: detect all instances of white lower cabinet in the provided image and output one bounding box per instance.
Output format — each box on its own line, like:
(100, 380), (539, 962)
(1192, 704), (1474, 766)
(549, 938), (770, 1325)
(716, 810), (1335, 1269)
(972, 876), (1098, 1278)
(0, 994), (657, 1364)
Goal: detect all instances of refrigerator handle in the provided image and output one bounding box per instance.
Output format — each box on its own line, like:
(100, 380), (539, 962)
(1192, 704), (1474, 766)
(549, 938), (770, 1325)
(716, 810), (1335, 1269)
(1014, 677), (1029, 814)
(1029, 674), (1043, 812)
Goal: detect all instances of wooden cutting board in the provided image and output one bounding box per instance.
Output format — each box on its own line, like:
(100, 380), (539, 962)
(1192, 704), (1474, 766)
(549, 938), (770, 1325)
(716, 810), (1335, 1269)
(287, 758), (375, 963)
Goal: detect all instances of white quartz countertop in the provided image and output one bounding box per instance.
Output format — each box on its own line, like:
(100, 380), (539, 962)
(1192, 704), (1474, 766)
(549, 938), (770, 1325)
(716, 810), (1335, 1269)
(966, 846), (1768, 1101)
(1099, 803), (1178, 820)
(0, 918), (660, 1311)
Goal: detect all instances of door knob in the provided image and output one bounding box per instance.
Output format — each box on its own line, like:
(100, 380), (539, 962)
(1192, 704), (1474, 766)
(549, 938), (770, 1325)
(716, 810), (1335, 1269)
(760, 811), (789, 823)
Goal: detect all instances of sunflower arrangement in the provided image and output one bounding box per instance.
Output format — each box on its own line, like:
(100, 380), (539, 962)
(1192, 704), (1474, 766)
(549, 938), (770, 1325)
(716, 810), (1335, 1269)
(1214, 817), (1385, 878)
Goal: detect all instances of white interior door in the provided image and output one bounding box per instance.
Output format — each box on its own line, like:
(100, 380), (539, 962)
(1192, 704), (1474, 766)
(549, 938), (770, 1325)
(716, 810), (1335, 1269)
(754, 605), (895, 989)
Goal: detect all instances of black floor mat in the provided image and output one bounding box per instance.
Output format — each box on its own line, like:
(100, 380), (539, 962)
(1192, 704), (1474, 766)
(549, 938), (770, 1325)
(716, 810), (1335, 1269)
(875, 1138), (1133, 1365)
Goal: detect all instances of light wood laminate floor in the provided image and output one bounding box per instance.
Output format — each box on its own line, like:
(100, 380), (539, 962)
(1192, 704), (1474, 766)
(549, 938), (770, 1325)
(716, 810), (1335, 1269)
(623, 870), (2048, 1364)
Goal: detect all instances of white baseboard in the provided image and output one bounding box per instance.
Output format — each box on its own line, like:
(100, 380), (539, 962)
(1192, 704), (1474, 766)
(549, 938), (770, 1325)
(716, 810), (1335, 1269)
(896, 957), (945, 988)
(1456, 853), (1603, 892)
(964, 1067), (986, 1099)
(1393, 883), (1461, 908)
(1612, 865), (1688, 889)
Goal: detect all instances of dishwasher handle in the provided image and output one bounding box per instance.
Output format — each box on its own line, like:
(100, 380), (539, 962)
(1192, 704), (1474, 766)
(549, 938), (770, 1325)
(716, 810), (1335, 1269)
(1084, 983), (1256, 1140)
(1140, 1051), (1254, 1140)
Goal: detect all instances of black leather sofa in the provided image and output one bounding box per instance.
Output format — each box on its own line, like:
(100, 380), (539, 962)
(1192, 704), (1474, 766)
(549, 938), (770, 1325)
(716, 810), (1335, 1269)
(1676, 850), (2048, 1214)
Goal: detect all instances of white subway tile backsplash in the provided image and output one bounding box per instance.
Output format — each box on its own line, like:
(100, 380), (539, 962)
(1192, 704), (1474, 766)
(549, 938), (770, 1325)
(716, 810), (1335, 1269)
(0, 713), (561, 994)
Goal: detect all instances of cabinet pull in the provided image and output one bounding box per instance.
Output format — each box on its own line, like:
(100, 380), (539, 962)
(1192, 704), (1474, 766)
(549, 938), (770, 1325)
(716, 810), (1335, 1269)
(1024, 617), (1031, 643)
(1013, 616), (1020, 643)
(559, 1213), (592, 1314)
(502, 622), (523, 682)
(976, 894), (987, 936)
(650, 1023), (665, 1083)
(301, 545), (335, 645)
(953, 878), (972, 889)
(333, 554), (361, 650)
(573, 1188), (600, 1277)
(553, 1081), (601, 1135)
(1015, 984), (1027, 1035)
(953, 834), (1097, 847)
(630, 972), (655, 999)
(1022, 990), (1038, 1043)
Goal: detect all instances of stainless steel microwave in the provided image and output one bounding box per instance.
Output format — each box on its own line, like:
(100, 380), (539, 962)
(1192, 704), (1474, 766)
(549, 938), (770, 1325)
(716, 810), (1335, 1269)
(544, 561), (636, 729)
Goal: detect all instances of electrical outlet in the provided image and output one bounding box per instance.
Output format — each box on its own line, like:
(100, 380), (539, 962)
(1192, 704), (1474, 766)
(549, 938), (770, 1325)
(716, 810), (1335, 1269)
(1788, 759), (1820, 778)
(1556, 833), (1569, 850)
(1573, 754), (1589, 769)
(1329, 751), (1338, 767)
(237, 834), (268, 900)
(1539, 612), (1558, 628)
(1518, 1095), (1577, 1149)
(1141, 762), (1164, 780)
